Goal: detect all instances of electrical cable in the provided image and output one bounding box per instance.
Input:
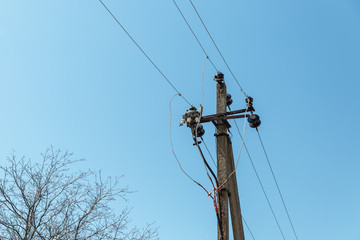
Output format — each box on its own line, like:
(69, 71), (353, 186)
(192, 58), (225, 238)
(194, 57), (224, 239)
(172, 0), (218, 72)
(194, 140), (218, 187)
(200, 134), (257, 240)
(169, 93), (221, 232)
(196, 123), (256, 240)
(193, 138), (224, 240)
(169, 94), (222, 234)
(232, 117), (286, 240)
(201, 137), (217, 168)
(99, 0), (192, 106)
(256, 129), (299, 240)
(189, 0), (248, 98)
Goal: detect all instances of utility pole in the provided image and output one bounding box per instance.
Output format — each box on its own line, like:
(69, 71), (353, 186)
(215, 73), (230, 240)
(181, 72), (260, 240)
(214, 72), (245, 240)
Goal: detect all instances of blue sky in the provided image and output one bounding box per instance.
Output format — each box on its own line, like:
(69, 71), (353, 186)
(1, 0), (360, 239)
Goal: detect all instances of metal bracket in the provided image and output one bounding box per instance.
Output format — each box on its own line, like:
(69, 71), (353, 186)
(201, 108), (252, 124)
(214, 133), (229, 137)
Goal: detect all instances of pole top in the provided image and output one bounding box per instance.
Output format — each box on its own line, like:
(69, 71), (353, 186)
(214, 72), (224, 83)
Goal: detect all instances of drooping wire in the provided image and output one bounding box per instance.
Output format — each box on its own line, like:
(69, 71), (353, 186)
(232, 117), (286, 240)
(190, 56), (225, 239)
(189, 0), (248, 98)
(217, 107), (248, 189)
(172, 0), (218, 72)
(169, 94), (204, 186)
(257, 129), (299, 240)
(233, 108), (248, 172)
(170, 93), (224, 239)
(99, 0), (192, 106)
(195, 56), (217, 184)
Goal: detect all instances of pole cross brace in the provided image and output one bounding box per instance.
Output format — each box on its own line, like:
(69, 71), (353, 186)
(200, 108), (252, 124)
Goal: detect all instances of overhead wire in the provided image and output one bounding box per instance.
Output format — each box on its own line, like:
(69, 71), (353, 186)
(242, 216), (256, 240)
(189, 0), (248, 98)
(256, 129), (299, 240)
(172, 0), (219, 72)
(189, 0), (299, 231)
(232, 117), (286, 240)
(99, 0), (192, 106)
(99, 0), (294, 239)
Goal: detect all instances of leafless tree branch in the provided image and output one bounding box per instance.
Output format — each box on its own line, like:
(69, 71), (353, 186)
(0, 147), (159, 240)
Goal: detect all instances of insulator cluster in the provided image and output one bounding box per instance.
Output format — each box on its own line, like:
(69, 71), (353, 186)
(193, 124), (205, 137)
(226, 94), (233, 106)
(248, 114), (261, 128)
(180, 106), (205, 138)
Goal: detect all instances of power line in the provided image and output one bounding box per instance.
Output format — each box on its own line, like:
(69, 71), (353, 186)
(187, 1), (295, 235)
(256, 129), (299, 240)
(242, 216), (256, 240)
(172, 0), (219, 72)
(99, 0), (192, 106)
(189, 0), (248, 98)
(232, 118), (287, 240)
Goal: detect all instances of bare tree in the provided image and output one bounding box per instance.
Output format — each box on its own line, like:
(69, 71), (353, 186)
(0, 148), (158, 240)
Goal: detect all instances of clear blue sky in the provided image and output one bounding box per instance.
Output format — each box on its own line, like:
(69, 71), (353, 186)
(1, 0), (359, 239)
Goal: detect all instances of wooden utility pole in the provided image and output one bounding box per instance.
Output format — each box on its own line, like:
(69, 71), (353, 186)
(227, 139), (246, 240)
(214, 73), (245, 240)
(182, 72), (254, 240)
(215, 73), (230, 240)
